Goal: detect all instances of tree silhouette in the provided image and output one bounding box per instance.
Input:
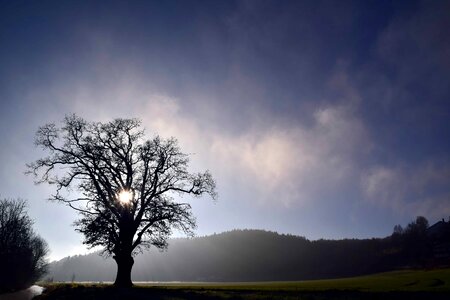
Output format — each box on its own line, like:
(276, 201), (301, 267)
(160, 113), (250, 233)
(0, 199), (48, 292)
(27, 115), (216, 287)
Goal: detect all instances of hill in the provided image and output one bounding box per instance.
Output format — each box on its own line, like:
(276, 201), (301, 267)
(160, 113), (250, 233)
(47, 229), (404, 282)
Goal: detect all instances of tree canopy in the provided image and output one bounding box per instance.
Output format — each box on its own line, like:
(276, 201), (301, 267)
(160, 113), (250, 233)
(27, 115), (217, 287)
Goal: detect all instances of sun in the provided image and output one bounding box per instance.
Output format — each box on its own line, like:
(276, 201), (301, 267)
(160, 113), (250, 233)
(118, 190), (133, 204)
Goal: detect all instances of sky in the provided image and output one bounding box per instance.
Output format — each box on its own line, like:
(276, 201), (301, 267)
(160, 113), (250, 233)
(0, 0), (449, 262)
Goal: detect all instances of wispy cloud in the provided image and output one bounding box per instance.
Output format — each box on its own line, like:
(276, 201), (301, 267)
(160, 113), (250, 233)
(36, 68), (370, 209)
(361, 162), (450, 217)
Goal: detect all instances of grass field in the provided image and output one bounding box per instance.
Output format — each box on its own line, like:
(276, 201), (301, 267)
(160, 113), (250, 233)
(36, 268), (450, 299)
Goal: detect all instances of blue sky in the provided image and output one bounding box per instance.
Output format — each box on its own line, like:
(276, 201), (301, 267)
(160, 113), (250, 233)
(0, 0), (449, 261)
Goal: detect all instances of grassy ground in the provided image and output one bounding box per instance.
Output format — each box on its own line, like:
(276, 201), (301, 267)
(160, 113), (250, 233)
(36, 268), (450, 299)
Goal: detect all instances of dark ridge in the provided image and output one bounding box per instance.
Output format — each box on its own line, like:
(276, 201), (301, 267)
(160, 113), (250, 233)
(46, 220), (450, 282)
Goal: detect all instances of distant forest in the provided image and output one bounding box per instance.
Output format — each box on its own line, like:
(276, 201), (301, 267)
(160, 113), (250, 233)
(47, 217), (450, 282)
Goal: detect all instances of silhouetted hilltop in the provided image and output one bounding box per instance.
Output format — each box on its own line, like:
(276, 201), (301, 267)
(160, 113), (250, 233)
(45, 229), (397, 282)
(47, 218), (450, 282)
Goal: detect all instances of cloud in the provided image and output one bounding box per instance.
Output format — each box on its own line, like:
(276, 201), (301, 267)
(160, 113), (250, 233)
(210, 99), (370, 207)
(134, 70), (371, 208)
(377, 1), (450, 74)
(361, 162), (450, 218)
(31, 68), (371, 209)
(369, 0), (450, 117)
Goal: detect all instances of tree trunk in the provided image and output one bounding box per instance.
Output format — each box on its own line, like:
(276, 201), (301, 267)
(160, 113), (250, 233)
(113, 254), (134, 288)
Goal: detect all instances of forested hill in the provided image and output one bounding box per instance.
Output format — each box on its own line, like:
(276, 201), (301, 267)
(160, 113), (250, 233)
(47, 226), (437, 282)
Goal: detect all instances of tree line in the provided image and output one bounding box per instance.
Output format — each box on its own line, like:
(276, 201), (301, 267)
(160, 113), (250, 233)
(47, 216), (447, 282)
(0, 199), (48, 292)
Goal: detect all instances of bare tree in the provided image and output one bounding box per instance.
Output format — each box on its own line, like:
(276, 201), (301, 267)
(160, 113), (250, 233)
(0, 199), (48, 292)
(27, 115), (217, 287)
